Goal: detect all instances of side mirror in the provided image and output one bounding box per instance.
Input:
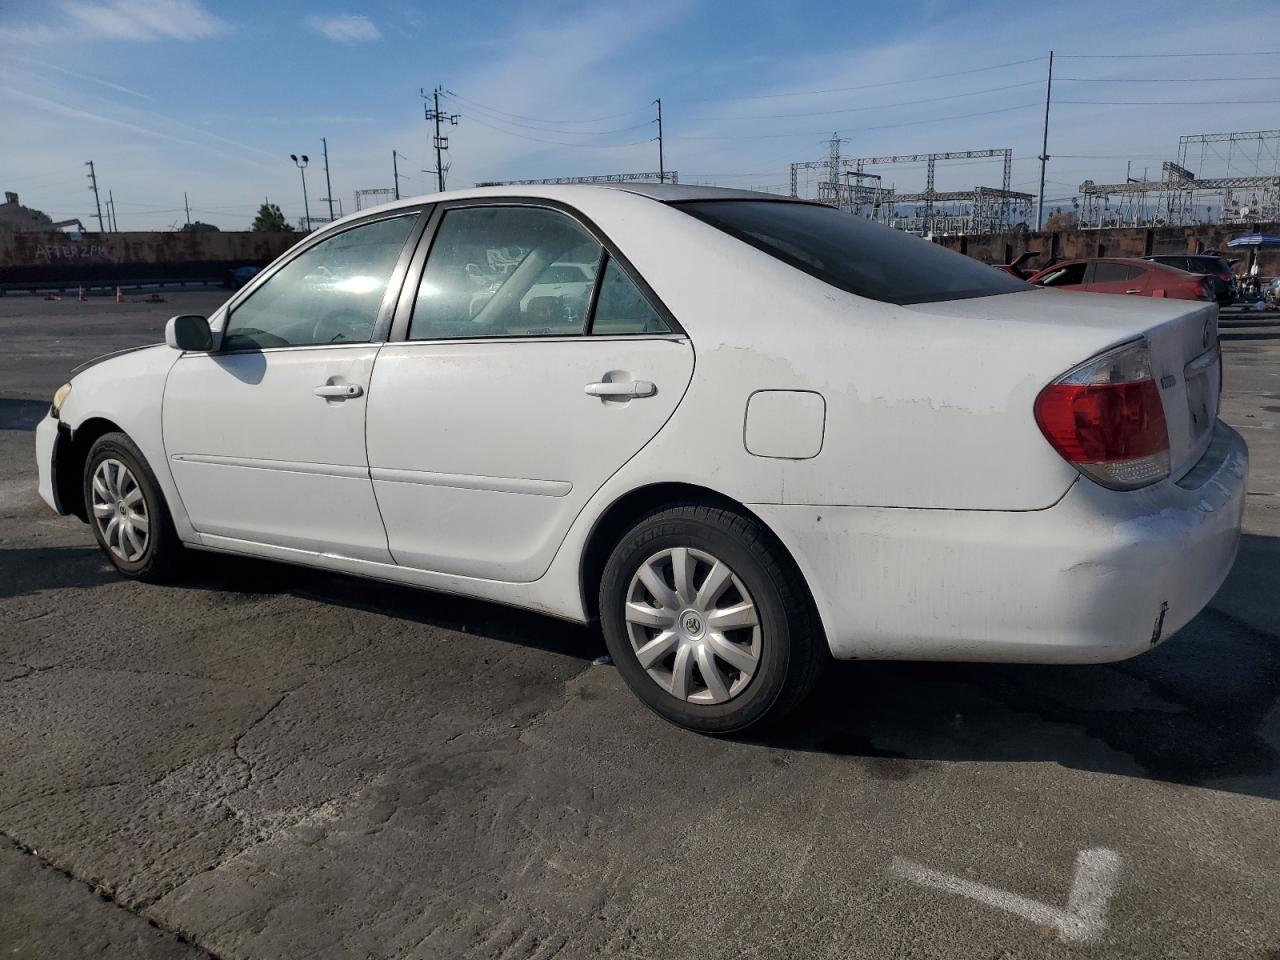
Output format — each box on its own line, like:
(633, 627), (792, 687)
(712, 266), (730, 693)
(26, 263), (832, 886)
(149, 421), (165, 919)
(165, 315), (213, 352)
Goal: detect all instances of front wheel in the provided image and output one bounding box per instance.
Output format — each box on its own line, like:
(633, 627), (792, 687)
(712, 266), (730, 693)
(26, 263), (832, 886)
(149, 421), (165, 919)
(83, 432), (185, 582)
(599, 504), (824, 733)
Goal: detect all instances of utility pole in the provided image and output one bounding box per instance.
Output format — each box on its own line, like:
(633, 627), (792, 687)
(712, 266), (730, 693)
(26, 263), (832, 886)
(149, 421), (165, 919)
(85, 161), (104, 232)
(654, 98), (665, 183)
(107, 190), (116, 231)
(322, 137), (335, 222)
(422, 87), (459, 192)
(184, 191), (192, 226)
(393, 150), (401, 200)
(1036, 49), (1054, 231)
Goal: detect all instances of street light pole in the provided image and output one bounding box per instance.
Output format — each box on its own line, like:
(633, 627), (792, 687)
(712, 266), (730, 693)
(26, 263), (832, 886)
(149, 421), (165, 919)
(290, 154), (311, 231)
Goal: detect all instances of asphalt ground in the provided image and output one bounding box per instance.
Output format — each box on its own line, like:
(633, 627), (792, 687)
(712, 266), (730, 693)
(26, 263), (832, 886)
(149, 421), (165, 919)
(1, 291), (1278, 959)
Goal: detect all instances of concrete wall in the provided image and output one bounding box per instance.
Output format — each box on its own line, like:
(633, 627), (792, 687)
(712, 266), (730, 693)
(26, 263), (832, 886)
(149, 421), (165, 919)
(5, 221), (1278, 292)
(0, 230), (299, 291)
(937, 221), (1280, 274)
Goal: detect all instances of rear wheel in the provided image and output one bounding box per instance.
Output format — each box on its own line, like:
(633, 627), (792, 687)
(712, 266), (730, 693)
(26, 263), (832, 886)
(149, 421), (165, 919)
(599, 504), (824, 733)
(83, 432), (184, 582)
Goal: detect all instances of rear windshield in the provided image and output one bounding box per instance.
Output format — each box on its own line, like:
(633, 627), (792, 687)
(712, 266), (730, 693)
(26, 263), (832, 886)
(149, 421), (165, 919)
(676, 200), (1028, 305)
(1192, 257), (1232, 274)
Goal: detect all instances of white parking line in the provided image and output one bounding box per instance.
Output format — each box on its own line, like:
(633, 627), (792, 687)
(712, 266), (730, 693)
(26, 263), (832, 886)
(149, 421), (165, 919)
(889, 847), (1122, 945)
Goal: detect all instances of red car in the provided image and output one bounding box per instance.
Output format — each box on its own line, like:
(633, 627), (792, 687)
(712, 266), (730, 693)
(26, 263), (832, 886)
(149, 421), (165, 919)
(1026, 257), (1217, 302)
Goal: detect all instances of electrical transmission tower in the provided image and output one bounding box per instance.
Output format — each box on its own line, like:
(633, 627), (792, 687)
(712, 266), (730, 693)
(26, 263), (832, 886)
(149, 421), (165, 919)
(422, 87), (460, 192)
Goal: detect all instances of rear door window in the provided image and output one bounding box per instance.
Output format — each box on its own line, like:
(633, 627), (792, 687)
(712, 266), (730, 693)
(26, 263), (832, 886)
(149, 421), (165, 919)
(677, 200), (1027, 305)
(1090, 262), (1145, 284)
(1037, 263), (1088, 287)
(409, 206), (602, 340)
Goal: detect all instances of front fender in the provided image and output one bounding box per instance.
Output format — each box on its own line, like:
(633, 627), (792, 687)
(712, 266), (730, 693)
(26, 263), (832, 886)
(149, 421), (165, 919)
(58, 344), (195, 540)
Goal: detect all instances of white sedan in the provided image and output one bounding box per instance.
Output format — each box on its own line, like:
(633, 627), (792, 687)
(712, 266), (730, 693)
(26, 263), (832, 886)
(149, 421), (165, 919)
(35, 184), (1248, 732)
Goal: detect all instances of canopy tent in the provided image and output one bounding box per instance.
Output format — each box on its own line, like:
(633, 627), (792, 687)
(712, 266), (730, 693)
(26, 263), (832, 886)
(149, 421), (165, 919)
(1226, 234), (1280, 275)
(1226, 234), (1280, 248)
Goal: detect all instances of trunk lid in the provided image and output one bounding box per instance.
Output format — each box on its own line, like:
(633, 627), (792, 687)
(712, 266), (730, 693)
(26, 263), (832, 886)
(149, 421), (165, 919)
(908, 289), (1220, 482)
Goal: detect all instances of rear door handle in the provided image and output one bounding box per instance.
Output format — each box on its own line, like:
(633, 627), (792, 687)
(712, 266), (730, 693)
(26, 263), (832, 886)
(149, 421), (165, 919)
(585, 380), (655, 398)
(314, 383), (363, 399)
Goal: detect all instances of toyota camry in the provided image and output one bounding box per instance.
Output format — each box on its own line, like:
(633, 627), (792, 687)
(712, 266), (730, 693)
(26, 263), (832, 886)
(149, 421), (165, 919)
(35, 184), (1247, 732)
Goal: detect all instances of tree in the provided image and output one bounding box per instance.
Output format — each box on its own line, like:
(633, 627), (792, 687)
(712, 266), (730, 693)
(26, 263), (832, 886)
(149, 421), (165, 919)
(251, 202), (291, 233)
(1044, 208), (1079, 232)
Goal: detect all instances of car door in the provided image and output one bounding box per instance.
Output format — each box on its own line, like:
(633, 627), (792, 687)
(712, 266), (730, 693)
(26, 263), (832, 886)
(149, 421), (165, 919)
(1084, 261), (1146, 296)
(162, 210), (424, 561)
(366, 201), (694, 582)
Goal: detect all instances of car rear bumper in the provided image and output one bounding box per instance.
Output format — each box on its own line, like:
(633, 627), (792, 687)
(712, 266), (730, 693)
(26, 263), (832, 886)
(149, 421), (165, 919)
(35, 413), (65, 514)
(754, 420), (1248, 664)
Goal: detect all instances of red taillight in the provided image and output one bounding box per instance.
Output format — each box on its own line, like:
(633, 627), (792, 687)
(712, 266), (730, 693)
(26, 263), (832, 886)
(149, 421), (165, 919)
(1034, 339), (1171, 490)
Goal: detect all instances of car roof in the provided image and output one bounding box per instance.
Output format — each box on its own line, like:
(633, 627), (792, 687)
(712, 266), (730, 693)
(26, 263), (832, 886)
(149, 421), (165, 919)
(1041, 257), (1156, 267)
(341, 182), (805, 226)
(601, 183), (803, 203)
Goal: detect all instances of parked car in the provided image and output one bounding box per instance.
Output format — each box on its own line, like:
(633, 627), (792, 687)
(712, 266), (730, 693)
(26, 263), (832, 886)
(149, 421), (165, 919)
(1143, 254), (1236, 305)
(225, 265), (260, 290)
(1027, 257), (1217, 302)
(35, 185), (1246, 733)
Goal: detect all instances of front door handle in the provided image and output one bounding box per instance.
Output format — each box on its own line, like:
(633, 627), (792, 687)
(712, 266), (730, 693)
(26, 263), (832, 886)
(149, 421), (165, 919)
(314, 383), (363, 399)
(585, 380), (656, 398)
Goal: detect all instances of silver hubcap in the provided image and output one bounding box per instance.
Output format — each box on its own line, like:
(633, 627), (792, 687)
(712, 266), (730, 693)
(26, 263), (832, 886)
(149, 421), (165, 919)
(624, 547), (761, 705)
(91, 458), (149, 562)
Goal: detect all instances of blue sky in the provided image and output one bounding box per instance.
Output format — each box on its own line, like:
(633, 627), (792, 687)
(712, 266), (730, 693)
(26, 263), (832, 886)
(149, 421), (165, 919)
(2, 0), (1279, 230)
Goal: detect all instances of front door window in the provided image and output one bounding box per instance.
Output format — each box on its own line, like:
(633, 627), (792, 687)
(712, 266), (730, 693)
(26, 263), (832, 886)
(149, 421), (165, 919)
(223, 213), (419, 350)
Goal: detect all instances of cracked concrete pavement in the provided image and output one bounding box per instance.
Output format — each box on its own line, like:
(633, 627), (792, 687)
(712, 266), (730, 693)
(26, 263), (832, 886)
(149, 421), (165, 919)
(1, 291), (1279, 958)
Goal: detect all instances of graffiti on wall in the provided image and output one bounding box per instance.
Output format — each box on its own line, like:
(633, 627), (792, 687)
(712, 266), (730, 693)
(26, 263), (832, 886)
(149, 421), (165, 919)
(34, 242), (110, 261)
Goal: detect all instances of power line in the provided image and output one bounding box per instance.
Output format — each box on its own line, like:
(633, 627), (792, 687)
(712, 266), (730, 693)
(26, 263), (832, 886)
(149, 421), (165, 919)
(440, 93), (651, 135)
(1057, 50), (1280, 58)
(1059, 98), (1280, 105)
(684, 79), (1043, 122)
(669, 102), (1041, 142)
(1059, 75), (1280, 82)
(462, 111), (652, 147)
(440, 56), (1043, 133)
(441, 91), (647, 125)
(681, 56), (1043, 103)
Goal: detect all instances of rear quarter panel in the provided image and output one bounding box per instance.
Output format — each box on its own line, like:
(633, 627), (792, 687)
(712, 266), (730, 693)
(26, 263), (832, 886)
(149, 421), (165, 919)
(569, 196), (1083, 512)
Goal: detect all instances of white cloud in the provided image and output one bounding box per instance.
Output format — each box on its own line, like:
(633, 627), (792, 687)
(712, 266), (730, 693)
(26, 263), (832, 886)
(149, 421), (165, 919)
(59, 0), (229, 41)
(307, 14), (380, 43)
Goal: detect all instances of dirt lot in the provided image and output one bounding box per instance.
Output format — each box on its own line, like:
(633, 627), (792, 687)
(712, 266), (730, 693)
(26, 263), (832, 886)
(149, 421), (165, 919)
(1, 291), (1278, 959)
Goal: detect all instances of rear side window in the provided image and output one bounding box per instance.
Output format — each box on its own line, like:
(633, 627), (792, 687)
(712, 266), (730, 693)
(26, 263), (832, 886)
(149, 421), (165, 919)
(591, 259), (670, 335)
(676, 200), (1027, 305)
(1091, 262), (1145, 283)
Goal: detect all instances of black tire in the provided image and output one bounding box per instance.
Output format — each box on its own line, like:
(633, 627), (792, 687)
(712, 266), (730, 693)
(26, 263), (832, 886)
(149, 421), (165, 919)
(82, 431), (185, 582)
(599, 503), (825, 734)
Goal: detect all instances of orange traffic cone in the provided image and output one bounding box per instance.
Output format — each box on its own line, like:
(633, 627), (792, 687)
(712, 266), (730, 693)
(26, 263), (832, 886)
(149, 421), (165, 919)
(115, 286), (123, 303)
